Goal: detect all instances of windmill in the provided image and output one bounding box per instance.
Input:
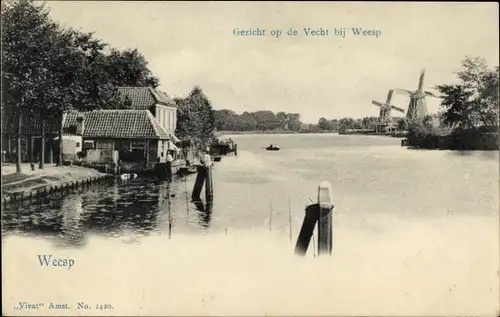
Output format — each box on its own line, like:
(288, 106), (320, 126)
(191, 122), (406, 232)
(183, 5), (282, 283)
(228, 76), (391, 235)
(371, 89), (405, 132)
(395, 68), (439, 121)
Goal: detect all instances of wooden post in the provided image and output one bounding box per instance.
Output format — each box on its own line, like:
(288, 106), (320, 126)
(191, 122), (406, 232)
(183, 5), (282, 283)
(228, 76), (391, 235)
(317, 181), (333, 255)
(204, 154), (213, 202)
(166, 161), (172, 182)
(191, 165), (207, 201)
(294, 181), (334, 256)
(29, 136), (34, 162)
(234, 144), (238, 156)
(8, 137), (12, 159)
(294, 204), (320, 255)
(48, 138), (53, 164)
(144, 139), (150, 164)
(166, 151), (173, 182)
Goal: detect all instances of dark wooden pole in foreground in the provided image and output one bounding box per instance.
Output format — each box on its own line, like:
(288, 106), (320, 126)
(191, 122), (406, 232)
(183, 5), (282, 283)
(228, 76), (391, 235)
(294, 181), (334, 256)
(166, 161), (173, 182)
(192, 153), (214, 202)
(294, 204), (320, 255)
(191, 166), (206, 201)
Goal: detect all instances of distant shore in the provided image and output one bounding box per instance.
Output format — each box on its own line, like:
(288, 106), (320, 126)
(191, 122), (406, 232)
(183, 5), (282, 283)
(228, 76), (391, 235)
(215, 130), (407, 138)
(215, 130), (338, 136)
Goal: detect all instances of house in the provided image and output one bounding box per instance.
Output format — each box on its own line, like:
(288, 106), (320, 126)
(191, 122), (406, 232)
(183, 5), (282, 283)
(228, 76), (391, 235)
(117, 87), (178, 139)
(1, 111), (61, 163)
(1, 86), (180, 164)
(61, 109), (179, 163)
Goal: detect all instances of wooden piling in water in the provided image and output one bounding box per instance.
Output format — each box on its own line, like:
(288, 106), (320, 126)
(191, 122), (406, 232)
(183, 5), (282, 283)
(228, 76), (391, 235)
(166, 161), (173, 182)
(191, 154), (214, 202)
(192, 166), (207, 201)
(294, 204), (319, 255)
(317, 181), (333, 255)
(294, 181), (334, 256)
(205, 165), (213, 202)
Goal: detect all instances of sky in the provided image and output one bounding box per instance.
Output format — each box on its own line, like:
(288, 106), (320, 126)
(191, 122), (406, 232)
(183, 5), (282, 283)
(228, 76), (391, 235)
(46, 1), (499, 123)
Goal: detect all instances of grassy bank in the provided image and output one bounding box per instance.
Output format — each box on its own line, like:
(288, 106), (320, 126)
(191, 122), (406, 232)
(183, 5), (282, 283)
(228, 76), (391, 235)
(406, 126), (499, 150)
(1, 163), (105, 195)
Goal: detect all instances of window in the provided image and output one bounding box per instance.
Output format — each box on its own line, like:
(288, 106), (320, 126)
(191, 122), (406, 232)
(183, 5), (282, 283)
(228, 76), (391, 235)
(130, 140), (145, 150)
(97, 140), (114, 149)
(76, 142), (81, 147)
(83, 140), (95, 150)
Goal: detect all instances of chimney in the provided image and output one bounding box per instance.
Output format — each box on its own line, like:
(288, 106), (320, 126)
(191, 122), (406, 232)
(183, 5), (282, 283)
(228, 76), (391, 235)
(76, 115), (85, 136)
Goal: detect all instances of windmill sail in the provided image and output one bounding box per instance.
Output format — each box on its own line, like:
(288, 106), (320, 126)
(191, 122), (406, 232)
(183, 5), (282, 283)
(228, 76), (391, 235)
(385, 89), (394, 104)
(417, 68), (425, 91)
(394, 88), (413, 96)
(390, 105), (405, 113)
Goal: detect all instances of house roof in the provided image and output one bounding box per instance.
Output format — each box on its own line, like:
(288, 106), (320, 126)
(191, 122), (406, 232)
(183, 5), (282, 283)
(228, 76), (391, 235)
(1, 110), (61, 135)
(63, 110), (171, 140)
(117, 87), (177, 110)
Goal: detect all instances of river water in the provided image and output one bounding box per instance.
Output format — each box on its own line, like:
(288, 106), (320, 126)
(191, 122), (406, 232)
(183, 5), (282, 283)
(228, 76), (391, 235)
(2, 134), (499, 316)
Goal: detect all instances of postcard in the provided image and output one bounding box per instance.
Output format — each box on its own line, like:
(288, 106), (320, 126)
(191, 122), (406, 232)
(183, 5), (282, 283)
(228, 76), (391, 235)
(2, 1), (499, 316)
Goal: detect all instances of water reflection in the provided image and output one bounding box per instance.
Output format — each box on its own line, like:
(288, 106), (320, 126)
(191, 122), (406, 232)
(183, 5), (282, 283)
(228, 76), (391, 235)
(60, 195), (85, 247)
(194, 200), (213, 228)
(1, 196), (65, 236)
(81, 179), (161, 234)
(1, 177), (213, 244)
(447, 150), (499, 160)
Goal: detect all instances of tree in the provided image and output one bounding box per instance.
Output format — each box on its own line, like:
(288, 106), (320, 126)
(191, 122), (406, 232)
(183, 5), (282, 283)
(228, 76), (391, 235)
(396, 118), (407, 131)
(104, 48), (159, 88)
(436, 56), (499, 130)
(2, 0), (60, 172)
(175, 87), (216, 148)
(318, 117), (330, 130)
(422, 115), (434, 129)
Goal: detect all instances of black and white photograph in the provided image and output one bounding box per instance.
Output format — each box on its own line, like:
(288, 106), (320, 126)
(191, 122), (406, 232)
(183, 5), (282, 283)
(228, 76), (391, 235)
(1, 1), (499, 316)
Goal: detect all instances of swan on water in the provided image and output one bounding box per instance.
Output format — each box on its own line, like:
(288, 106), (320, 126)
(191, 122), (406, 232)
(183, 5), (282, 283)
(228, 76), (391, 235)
(120, 173), (138, 180)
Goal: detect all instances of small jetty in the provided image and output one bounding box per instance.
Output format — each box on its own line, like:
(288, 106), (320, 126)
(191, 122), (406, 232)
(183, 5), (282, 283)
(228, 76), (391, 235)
(210, 137), (237, 156)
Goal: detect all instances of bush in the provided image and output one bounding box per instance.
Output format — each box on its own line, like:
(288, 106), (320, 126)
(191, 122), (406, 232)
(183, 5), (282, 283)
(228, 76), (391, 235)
(408, 123), (499, 150)
(77, 151), (86, 159)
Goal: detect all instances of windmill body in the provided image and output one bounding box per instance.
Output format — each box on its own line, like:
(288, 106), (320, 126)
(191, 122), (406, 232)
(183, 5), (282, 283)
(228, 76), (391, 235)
(395, 68), (438, 121)
(371, 89), (405, 132)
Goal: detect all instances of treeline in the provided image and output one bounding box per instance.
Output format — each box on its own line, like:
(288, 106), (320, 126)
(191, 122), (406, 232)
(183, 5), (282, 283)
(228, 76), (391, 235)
(2, 0), (216, 172)
(214, 110), (302, 132)
(213, 109), (406, 133)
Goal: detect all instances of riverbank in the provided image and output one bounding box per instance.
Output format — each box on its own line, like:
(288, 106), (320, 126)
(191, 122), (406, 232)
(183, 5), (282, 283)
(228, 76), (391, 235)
(2, 163), (106, 196)
(216, 130), (406, 137)
(406, 127), (499, 150)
